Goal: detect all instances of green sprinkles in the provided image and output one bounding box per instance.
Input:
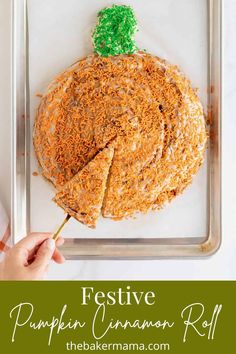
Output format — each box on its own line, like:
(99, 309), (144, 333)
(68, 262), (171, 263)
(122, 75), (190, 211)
(92, 5), (139, 57)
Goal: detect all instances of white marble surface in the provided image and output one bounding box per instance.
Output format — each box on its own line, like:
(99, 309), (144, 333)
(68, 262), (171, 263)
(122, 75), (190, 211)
(0, 0), (236, 280)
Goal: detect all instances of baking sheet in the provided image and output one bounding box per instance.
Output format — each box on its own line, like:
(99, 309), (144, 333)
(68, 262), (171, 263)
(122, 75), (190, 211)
(28, 0), (209, 239)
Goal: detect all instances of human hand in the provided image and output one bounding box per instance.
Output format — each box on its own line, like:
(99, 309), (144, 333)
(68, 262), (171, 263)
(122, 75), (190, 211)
(0, 233), (65, 280)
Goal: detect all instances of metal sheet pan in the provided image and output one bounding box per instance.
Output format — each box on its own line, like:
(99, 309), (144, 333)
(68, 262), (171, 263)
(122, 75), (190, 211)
(11, 0), (222, 259)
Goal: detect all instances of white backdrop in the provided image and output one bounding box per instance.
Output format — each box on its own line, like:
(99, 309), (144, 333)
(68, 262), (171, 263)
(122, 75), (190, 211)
(0, 0), (236, 279)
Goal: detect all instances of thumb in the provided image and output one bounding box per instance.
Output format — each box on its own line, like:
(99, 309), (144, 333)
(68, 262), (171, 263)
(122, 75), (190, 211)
(30, 238), (55, 272)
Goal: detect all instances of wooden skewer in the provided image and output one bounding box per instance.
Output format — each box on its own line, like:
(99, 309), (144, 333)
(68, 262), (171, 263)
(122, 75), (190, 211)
(53, 214), (71, 241)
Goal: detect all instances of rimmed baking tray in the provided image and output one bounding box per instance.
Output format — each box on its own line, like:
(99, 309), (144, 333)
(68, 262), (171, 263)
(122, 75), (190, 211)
(11, 0), (222, 259)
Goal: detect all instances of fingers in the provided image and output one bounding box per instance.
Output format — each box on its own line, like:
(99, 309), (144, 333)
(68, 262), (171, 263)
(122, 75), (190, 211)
(14, 233), (64, 259)
(2, 234), (66, 280)
(52, 248), (65, 264)
(30, 238), (55, 271)
(14, 233), (53, 259)
(56, 237), (65, 247)
(53, 237), (65, 264)
(8, 233), (66, 276)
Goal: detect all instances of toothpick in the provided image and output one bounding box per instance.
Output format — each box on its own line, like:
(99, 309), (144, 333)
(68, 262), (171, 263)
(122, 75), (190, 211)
(53, 214), (71, 241)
